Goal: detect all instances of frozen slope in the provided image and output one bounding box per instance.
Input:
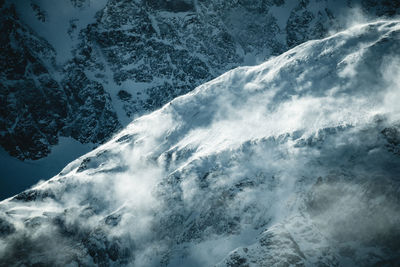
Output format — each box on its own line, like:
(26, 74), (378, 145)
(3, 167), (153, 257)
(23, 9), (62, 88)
(1, 20), (400, 266)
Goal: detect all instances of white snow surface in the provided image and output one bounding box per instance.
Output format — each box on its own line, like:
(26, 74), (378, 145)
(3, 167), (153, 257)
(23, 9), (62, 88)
(1, 20), (400, 266)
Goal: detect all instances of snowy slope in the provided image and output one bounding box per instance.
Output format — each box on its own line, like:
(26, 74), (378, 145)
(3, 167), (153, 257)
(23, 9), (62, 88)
(2, 0), (400, 162)
(1, 0), (400, 200)
(1, 20), (400, 266)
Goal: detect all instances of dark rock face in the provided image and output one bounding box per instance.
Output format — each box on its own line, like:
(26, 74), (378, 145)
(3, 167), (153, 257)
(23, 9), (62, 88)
(0, 217), (15, 237)
(145, 0), (195, 12)
(0, 3), (120, 160)
(0, 4), (65, 159)
(362, 0), (400, 16)
(286, 4), (316, 47)
(1, 0), (400, 160)
(60, 67), (120, 144)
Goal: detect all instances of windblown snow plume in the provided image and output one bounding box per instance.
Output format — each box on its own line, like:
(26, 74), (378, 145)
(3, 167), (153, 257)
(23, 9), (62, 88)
(1, 20), (400, 266)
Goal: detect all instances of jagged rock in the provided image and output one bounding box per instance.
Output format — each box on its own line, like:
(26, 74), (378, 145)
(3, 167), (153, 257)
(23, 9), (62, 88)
(1, 0), (399, 161)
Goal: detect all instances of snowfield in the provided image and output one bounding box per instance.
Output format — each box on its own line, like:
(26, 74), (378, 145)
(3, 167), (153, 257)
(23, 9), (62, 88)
(1, 20), (400, 266)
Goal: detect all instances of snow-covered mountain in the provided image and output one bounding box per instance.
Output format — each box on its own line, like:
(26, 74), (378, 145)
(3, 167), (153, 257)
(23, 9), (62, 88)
(2, 0), (400, 200)
(2, 0), (400, 162)
(1, 20), (400, 266)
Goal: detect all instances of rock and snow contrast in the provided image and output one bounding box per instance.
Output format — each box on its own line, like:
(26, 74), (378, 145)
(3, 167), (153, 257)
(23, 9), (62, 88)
(1, 0), (400, 198)
(1, 20), (400, 266)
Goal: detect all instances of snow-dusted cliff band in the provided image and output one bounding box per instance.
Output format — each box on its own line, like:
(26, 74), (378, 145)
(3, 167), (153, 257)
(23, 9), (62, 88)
(1, 20), (400, 266)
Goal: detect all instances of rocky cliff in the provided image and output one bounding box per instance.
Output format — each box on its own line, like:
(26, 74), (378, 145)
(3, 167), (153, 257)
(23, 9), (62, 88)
(1, 0), (399, 161)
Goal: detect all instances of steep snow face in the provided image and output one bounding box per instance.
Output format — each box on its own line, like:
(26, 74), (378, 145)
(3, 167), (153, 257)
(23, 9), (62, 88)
(2, 0), (400, 164)
(1, 20), (400, 266)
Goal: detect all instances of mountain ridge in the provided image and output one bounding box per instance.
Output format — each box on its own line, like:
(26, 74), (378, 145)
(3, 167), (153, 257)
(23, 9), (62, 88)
(2, 0), (400, 161)
(1, 19), (400, 266)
